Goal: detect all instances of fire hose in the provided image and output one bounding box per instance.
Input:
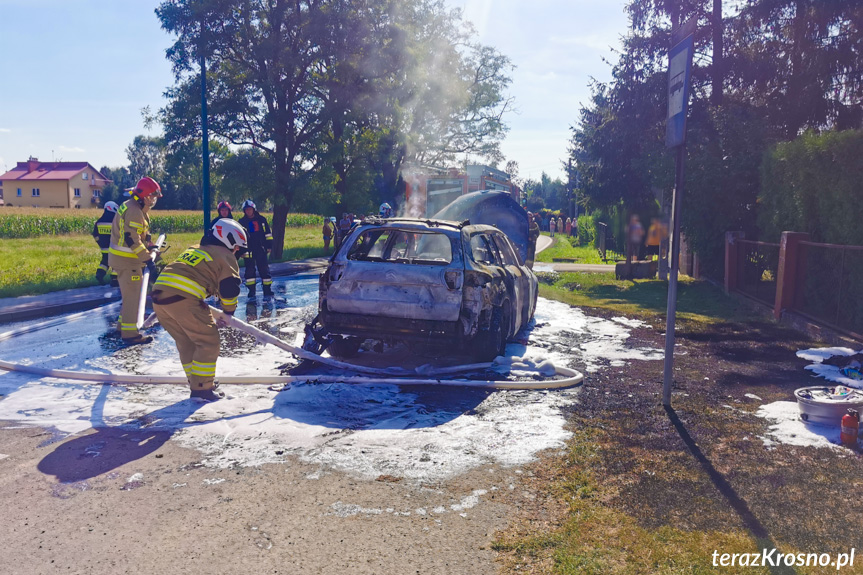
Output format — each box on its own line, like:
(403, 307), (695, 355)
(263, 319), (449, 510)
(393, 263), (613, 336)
(137, 233), (166, 329)
(0, 301), (584, 391)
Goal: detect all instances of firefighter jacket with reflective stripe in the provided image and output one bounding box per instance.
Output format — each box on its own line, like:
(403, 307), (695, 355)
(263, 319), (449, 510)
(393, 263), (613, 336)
(239, 212), (273, 252)
(92, 210), (115, 251)
(153, 243), (241, 312)
(108, 199), (151, 270)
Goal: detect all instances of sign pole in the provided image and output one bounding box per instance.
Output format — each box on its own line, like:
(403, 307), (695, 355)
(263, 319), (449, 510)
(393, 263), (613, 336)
(662, 144), (685, 406)
(662, 18), (696, 407)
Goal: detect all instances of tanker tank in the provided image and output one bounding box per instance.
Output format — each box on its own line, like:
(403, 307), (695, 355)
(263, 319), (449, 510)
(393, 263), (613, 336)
(432, 190), (531, 264)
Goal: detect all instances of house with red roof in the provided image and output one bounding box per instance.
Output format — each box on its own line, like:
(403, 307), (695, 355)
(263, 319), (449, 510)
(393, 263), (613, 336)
(0, 158), (111, 208)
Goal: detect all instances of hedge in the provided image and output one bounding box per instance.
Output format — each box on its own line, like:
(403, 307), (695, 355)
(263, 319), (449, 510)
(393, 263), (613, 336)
(759, 128), (863, 246)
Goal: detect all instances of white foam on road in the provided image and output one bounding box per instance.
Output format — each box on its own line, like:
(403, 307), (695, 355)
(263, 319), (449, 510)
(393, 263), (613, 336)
(0, 283), (664, 482)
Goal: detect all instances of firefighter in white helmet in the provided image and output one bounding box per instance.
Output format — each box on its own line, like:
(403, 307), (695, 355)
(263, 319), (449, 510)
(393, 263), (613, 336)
(108, 177), (162, 345)
(92, 201), (119, 285)
(379, 202), (393, 218)
(151, 219), (245, 401)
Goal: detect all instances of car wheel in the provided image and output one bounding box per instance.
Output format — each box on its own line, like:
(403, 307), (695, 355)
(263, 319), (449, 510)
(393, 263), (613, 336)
(328, 337), (362, 359)
(473, 306), (506, 361)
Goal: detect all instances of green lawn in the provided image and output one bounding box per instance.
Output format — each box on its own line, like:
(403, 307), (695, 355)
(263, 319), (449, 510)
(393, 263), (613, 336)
(535, 234), (615, 265)
(536, 271), (745, 324)
(0, 226), (330, 298)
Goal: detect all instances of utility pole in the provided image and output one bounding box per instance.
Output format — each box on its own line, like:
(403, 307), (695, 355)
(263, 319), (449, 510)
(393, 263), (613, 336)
(200, 26), (211, 230)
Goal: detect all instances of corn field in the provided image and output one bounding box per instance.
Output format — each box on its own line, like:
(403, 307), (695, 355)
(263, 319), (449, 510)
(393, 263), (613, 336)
(0, 208), (323, 239)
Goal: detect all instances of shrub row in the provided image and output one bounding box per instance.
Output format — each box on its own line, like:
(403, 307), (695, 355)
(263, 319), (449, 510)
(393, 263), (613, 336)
(0, 209), (323, 238)
(759, 128), (863, 245)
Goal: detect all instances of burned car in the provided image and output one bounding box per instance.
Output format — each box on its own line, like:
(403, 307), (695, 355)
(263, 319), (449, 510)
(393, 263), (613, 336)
(310, 217), (538, 360)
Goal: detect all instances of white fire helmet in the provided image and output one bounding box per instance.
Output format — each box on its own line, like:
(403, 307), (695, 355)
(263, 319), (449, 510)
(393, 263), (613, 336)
(211, 219), (248, 250)
(103, 201), (119, 213)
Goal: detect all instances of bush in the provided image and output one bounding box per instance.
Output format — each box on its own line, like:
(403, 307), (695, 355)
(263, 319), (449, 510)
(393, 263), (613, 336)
(577, 214), (595, 247)
(759, 128), (863, 246)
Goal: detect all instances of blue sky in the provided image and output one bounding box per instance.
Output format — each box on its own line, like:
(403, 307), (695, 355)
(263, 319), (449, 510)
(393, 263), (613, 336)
(0, 0), (628, 182)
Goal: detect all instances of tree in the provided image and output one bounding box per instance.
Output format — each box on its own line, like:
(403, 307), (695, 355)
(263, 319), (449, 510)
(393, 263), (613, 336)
(159, 140), (229, 211)
(217, 147), (276, 208)
(157, 0), (515, 257)
(568, 0), (863, 275)
(99, 166), (136, 206)
(157, 0), (337, 258)
(125, 135), (166, 182)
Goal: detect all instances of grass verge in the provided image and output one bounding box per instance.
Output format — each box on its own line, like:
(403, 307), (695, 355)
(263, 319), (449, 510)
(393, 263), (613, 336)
(496, 274), (863, 574)
(0, 225), (330, 298)
(535, 235), (618, 265)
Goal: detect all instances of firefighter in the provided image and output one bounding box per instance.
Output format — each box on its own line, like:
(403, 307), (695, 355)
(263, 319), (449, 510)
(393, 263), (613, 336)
(108, 177), (162, 345)
(92, 201), (119, 285)
(238, 200), (274, 297)
(151, 220), (245, 401)
(215, 200), (234, 223)
(379, 202), (393, 218)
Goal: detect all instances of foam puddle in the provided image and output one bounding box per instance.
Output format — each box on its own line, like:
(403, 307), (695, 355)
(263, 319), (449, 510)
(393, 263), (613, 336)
(756, 401), (842, 450)
(796, 346), (863, 389)
(0, 276), (663, 483)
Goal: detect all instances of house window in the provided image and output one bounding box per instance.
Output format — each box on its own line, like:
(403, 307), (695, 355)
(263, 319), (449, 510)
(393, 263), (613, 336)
(17, 188), (22, 197)
(82, 173), (89, 180)
(93, 189), (101, 197)
(74, 188), (81, 197)
(32, 188), (40, 197)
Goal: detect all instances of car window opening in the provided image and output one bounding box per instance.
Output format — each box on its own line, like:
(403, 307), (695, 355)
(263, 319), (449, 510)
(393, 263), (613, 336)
(347, 229), (453, 265)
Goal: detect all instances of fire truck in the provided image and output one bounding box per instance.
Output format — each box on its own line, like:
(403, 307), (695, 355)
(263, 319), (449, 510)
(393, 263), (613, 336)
(403, 164), (520, 217)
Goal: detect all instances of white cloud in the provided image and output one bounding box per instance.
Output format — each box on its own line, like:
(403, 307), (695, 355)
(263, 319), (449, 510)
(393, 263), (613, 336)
(0, 128), (10, 133)
(58, 146), (85, 153)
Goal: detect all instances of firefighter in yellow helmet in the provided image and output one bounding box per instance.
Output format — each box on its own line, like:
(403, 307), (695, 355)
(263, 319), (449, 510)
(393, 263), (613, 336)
(108, 176), (162, 345)
(151, 219), (245, 401)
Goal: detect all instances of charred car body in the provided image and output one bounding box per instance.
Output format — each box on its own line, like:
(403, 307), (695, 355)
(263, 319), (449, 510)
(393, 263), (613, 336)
(310, 217), (538, 360)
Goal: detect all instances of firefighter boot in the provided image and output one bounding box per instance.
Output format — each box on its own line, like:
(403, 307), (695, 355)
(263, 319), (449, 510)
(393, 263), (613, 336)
(190, 383), (225, 402)
(95, 268), (107, 284)
(263, 283), (274, 297)
(122, 334), (154, 346)
(247, 284), (256, 298)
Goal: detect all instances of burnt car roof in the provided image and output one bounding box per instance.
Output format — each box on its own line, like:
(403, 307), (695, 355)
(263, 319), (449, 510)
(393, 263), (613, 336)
(357, 216), (505, 235)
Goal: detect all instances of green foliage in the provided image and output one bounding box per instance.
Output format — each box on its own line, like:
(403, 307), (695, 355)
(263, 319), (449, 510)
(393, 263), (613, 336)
(0, 209), (322, 239)
(759, 129), (863, 246)
(523, 173), (569, 213)
(0, 212), (97, 238)
(682, 103), (767, 277)
(156, 0), (515, 258)
(568, 0), (863, 279)
(577, 214), (595, 247)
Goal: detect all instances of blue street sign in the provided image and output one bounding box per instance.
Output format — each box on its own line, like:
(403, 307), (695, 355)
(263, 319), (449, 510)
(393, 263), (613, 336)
(666, 19), (696, 148)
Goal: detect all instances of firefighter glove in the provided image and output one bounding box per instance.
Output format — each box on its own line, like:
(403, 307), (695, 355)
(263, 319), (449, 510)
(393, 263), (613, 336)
(145, 260), (157, 276)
